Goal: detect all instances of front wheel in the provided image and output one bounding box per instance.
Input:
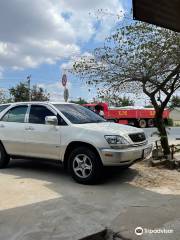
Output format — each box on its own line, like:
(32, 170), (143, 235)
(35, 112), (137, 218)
(0, 144), (10, 168)
(69, 147), (102, 184)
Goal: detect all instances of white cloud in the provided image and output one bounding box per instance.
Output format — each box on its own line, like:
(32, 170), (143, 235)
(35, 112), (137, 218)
(60, 52), (93, 71)
(38, 80), (72, 102)
(0, 0), (124, 71)
(58, 0), (124, 42)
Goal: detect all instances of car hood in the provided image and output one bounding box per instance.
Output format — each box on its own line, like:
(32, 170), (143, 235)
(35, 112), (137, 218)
(74, 122), (144, 135)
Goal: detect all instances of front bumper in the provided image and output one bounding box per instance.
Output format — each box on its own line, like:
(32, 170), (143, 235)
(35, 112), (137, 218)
(100, 143), (153, 166)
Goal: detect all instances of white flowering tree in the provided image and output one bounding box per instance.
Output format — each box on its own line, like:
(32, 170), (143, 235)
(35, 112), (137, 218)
(73, 22), (180, 158)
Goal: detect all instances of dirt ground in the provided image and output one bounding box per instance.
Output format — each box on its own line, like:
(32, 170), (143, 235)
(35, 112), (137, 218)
(129, 159), (180, 195)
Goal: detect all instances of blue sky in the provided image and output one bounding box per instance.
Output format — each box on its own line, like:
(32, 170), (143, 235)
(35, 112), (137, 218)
(0, 0), (133, 102)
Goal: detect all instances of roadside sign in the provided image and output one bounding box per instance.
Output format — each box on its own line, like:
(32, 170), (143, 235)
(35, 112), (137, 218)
(64, 88), (69, 102)
(62, 74), (67, 87)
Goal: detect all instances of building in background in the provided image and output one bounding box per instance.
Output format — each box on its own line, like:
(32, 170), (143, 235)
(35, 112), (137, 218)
(170, 108), (180, 126)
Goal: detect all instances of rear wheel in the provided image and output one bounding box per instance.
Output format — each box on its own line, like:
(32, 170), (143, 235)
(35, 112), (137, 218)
(69, 146), (102, 184)
(147, 119), (154, 127)
(0, 144), (10, 168)
(139, 119), (147, 128)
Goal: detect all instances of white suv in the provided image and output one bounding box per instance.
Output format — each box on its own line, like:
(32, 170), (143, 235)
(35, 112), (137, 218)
(0, 102), (152, 184)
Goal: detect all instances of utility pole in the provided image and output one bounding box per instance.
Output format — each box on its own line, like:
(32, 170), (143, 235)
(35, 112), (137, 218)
(27, 75), (31, 101)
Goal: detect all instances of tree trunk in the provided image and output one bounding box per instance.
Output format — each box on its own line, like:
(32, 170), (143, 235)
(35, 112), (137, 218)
(155, 113), (171, 157)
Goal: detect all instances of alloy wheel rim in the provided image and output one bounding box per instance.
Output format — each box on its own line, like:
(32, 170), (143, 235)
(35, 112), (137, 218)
(73, 154), (92, 178)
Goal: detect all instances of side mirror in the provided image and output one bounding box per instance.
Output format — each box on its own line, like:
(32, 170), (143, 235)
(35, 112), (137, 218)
(45, 116), (58, 126)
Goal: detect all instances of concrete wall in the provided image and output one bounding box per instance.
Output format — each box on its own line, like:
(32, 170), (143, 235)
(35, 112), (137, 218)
(170, 108), (180, 126)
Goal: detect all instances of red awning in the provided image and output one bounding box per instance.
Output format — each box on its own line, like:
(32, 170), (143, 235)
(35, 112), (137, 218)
(133, 0), (180, 32)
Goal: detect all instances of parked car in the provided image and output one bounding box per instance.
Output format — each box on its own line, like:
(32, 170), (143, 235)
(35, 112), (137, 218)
(0, 104), (11, 113)
(0, 102), (152, 184)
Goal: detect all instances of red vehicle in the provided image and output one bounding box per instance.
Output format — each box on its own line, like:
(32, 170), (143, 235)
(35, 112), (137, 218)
(82, 102), (170, 128)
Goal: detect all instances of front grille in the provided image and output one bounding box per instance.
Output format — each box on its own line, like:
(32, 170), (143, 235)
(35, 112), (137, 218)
(129, 132), (146, 143)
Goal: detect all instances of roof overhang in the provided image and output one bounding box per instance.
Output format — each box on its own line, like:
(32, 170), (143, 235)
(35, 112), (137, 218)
(133, 0), (180, 32)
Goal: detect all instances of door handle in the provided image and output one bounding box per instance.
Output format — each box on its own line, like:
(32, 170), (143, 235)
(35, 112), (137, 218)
(0, 124), (5, 128)
(25, 126), (34, 131)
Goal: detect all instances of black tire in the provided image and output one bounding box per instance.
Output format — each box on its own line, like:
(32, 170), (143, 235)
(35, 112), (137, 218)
(147, 119), (154, 127)
(0, 144), (10, 168)
(139, 119), (147, 128)
(69, 146), (103, 184)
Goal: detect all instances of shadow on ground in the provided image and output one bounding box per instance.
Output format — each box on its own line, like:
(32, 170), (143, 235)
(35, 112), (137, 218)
(7, 159), (139, 184)
(0, 159), (180, 240)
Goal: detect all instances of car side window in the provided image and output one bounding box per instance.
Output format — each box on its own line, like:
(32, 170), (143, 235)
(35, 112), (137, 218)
(1, 105), (28, 123)
(29, 105), (55, 124)
(29, 105), (67, 125)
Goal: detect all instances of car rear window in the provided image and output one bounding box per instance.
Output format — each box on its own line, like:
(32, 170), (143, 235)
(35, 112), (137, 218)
(0, 104), (10, 113)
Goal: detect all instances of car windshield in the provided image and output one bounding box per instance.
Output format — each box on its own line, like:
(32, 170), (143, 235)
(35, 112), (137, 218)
(0, 104), (10, 113)
(53, 104), (106, 124)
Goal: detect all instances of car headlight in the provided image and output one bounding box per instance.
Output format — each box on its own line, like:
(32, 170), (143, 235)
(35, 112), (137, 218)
(104, 135), (130, 145)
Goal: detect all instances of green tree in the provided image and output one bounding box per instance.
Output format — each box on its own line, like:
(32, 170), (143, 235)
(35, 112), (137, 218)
(98, 93), (134, 107)
(9, 82), (50, 102)
(70, 98), (88, 105)
(31, 85), (50, 101)
(9, 83), (29, 102)
(144, 105), (153, 108)
(73, 22), (180, 158)
(169, 95), (180, 109)
(120, 97), (134, 107)
(0, 89), (7, 103)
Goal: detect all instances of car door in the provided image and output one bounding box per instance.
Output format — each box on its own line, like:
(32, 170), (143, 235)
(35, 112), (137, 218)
(0, 105), (28, 156)
(24, 104), (62, 160)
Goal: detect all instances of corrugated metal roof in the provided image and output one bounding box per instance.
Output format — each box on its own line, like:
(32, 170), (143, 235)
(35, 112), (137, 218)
(133, 0), (180, 32)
